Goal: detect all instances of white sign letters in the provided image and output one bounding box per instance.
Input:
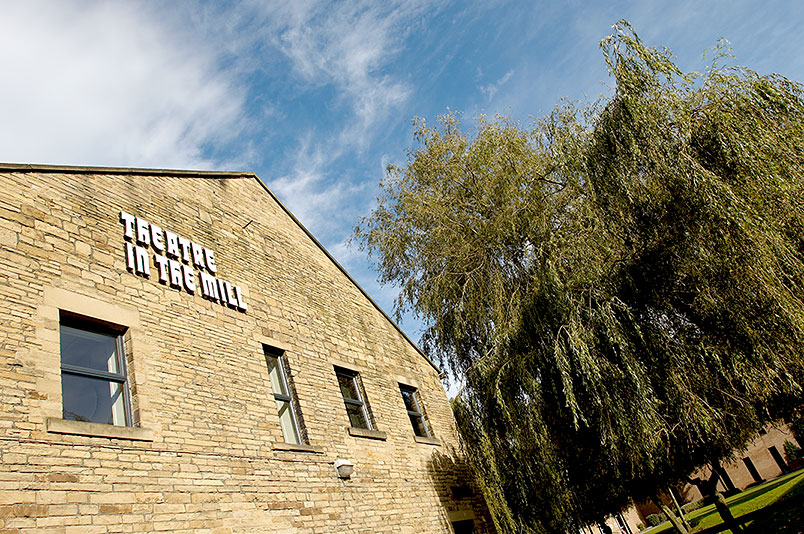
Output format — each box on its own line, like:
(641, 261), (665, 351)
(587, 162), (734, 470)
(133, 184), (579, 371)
(119, 211), (247, 312)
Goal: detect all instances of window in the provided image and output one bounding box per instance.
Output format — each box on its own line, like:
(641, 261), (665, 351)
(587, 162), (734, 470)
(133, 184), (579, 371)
(264, 345), (304, 445)
(335, 367), (372, 430)
(400, 384), (430, 438)
(59, 314), (131, 426)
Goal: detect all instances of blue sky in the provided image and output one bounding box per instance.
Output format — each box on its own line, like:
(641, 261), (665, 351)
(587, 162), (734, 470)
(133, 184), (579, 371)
(2, 0), (803, 358)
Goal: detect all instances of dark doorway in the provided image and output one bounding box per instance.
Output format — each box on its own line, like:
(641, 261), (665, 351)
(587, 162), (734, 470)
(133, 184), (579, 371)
(452, 519), (474, 534)
(742, 457), (763, 483)
(769, 446), (790, 474)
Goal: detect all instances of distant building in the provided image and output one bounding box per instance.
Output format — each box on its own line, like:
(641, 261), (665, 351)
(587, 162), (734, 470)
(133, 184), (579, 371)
(0, 164), (492, 533)
(626, 425), (799, 531)
(682, 425), (799, 500)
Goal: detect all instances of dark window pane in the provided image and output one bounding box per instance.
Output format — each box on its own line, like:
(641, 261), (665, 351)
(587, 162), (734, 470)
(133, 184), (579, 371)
(60, 325), (120, 373)
(401, 386), (430, 438)
(401, 388), (417, 411)
(345, 402), (368, 429)
(409, 414), (429, 437)
(337, 373), (360, 401)
(61, 373), (127, 425)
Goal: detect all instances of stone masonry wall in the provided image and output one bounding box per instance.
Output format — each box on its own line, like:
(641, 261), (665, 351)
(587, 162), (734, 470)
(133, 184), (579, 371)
(0, 166), (492, 534)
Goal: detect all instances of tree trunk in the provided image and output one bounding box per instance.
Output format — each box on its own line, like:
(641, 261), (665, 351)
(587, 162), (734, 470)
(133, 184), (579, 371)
(689, 462), (744, 534)
(659, 503), (689, 534)
(712, 491), (743, 534)
(652, 495), (688, 534)
(668, 488), (690, 531)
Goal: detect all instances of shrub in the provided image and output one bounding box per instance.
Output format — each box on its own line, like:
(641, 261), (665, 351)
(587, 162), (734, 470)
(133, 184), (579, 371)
(645, 513), (666, 527)
(783, 440), (803, 462)
(681, 499), (704, 513)
(790, 415), (804, 445)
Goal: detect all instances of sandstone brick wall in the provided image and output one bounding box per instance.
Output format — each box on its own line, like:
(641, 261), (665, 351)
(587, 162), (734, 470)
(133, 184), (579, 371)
(0, 165), (492, 533)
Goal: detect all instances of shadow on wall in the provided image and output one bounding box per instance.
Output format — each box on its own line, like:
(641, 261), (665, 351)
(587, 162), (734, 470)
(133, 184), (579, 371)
(426, 447), (496, 534)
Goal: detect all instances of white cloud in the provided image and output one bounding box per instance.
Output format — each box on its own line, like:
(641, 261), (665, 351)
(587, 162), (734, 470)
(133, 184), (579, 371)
(266, 134), (368, 238)
(243, 1), (440, 236)
(252, 1), (435, 149)
(327, 238), (363, 272)
(0, 1), (248, 169)
(480, 69), (515, 101)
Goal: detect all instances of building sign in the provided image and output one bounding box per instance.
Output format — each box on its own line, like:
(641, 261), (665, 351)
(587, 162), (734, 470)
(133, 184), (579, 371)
(119, 211), (247, 312)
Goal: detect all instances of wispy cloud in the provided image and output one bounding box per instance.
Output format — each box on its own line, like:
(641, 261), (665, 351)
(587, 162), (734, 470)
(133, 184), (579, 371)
(480, 69), (515, 101)
(266, 135), (368, 239)
(252, 1), (437, 149)
(240, 1), (441, 237)
(0, 2), (249, 169)
(328, 238), (363, 272)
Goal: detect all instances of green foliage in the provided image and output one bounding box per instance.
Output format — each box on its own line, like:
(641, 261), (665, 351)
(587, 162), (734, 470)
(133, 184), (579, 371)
(783, 440), (803, 462)
(646, 513), (666, 527)
(356, 19), (804, 534)
(790, 414), (804, 445)
(681, 500), (704, 514)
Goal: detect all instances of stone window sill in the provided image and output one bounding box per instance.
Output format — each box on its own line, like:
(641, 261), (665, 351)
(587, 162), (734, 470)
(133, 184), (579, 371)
(272, 442), (324, 454)
(347, 426), (387, 441)
(414, 435), (441, 446)
(46, 417), (154, 441)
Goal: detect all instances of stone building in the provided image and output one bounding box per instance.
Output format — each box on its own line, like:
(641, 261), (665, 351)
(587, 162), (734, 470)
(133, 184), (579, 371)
(623, 426), (800, 532)
(681, 425), (800, 500)
(0, 164), (492, 533)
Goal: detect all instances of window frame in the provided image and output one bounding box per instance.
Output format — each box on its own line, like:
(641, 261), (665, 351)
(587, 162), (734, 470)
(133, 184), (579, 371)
(334, 366), (373, 430)
(264, 345), (305, 445)
(400, 384), (430, 438)
(59, 313), (132, 427)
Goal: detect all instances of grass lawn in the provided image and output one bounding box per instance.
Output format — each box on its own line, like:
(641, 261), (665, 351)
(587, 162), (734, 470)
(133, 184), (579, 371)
(645, 469), (804, 534)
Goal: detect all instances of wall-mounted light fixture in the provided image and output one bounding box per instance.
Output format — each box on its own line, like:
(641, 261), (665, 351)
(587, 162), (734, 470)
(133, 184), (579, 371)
(334, 459), (354, 479)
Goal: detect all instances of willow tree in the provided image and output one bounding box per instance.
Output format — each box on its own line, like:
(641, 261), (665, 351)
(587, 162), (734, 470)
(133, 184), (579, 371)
(356, 21), (804, 534)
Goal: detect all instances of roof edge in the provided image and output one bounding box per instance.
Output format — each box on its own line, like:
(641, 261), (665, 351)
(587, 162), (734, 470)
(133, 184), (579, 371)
(0, 162), (254, 179)
(249, 175), (443, 376)
(1, 162), (443, 376)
